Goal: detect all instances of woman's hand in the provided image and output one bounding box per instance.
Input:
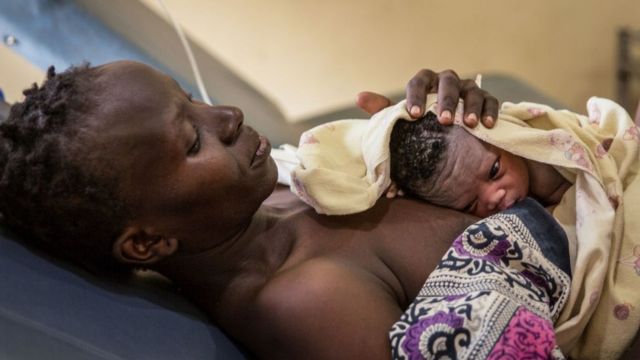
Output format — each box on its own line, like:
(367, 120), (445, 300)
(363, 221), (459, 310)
(357, 69), (499, 128)
(384, 181), (404, 199)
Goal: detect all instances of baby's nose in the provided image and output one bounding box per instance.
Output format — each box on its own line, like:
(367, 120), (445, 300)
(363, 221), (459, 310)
(485, 189), (506, 211)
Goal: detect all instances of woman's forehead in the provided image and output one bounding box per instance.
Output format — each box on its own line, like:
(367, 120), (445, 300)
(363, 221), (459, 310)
(84, 64), (185, 158)
(91, 64), (181, 122)
(96, 61), (177, 98)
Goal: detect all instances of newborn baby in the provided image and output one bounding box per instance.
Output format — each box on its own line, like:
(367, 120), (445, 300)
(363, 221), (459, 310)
(389, 112), (572, 217)
(292, 95), (640, 358)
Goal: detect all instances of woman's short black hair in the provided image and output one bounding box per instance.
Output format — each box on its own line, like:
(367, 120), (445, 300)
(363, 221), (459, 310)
(0, 64), (133, 275)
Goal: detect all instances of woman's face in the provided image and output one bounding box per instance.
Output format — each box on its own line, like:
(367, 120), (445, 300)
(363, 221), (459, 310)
(87, 61), (277, 251)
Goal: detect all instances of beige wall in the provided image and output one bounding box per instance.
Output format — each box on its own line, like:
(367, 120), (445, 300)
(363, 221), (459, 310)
(3, 1), (638, 120)
(0, 45), (44, 103)
(140, 0), (639, 120)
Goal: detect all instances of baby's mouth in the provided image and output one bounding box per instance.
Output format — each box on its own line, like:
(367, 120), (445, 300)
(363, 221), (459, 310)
(500, 197), (517, 211)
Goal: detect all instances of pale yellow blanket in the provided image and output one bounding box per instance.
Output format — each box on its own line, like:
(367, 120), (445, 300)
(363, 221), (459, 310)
(292, 96), (640, 358)
(472, 98), (639, 359)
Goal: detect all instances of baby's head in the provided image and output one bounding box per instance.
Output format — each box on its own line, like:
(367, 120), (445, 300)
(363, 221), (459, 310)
(389, 112), (529, 217)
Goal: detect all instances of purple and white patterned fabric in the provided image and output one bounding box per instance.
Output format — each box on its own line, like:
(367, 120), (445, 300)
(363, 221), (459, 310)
(390, 198), (571, 359)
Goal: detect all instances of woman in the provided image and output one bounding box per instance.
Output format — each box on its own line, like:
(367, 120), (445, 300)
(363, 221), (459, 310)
(0, 60), (516, 359)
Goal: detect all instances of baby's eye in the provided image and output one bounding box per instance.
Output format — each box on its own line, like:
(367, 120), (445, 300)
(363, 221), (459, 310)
(489, 157), (501, 179)
(187, 93), (194, 102)
(188, 124), (201, 156)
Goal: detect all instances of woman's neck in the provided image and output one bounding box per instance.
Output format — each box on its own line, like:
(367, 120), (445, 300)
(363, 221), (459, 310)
(154, 205), (292, 300)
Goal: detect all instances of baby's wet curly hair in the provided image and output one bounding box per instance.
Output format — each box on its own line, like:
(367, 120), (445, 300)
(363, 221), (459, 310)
(0, 65), (133, 275)
(389, 112), (451, 199)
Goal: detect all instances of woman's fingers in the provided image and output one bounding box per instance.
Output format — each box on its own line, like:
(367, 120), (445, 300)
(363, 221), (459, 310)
(405, 69), (438, 119)
(460, 79), (499, 128)
(356, 91), (392, 115)
(461, 80), (484, 127)
(369, 68), (500, 127)
(385, 181), (405, 198)
(480, 95), (500, 128)
(386, 182), (399, 198)
(435, 70), (461, 125)
(457, 78), (500, 128)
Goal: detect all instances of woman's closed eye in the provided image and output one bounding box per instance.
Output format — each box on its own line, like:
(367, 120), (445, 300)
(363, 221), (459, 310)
(489, 156), (501, 179)
(187, 124), (201, 156)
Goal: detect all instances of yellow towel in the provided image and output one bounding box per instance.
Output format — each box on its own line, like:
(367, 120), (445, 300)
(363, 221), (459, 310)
(291, 94), (458, 215)
(472, 98), (639, 359)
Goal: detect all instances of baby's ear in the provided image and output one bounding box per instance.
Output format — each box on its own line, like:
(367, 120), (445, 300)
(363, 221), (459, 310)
(112, 226), (178, 265)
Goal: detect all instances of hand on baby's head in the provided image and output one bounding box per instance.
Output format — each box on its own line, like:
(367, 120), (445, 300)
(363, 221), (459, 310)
(384, 181), (405, 199)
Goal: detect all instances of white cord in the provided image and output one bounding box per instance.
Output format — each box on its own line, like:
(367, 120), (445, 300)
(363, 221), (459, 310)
(475, 74), (482, 89)
(156, 0), (212, 105)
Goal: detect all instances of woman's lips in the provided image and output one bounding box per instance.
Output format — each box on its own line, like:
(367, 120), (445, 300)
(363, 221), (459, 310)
(251, 135), (271, 167)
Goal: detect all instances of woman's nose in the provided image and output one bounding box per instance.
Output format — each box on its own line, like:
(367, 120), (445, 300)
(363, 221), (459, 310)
(212, 106), (244, 144)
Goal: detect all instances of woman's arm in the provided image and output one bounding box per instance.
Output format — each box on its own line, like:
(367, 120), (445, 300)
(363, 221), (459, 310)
(634, 99), (640, 126)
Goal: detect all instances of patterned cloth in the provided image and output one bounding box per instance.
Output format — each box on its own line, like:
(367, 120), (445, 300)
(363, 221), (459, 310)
(390, 198), (571, 359)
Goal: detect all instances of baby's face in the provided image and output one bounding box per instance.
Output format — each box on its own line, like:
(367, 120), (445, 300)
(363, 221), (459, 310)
(426, 133), (530, 217)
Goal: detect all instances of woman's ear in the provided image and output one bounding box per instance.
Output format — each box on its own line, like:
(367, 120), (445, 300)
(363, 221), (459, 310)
(113, 226), (179, 265)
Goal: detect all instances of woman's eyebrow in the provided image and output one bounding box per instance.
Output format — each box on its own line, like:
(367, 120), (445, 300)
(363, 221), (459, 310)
(171, 78), (195, 99)
(164, 84), (187, 133)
